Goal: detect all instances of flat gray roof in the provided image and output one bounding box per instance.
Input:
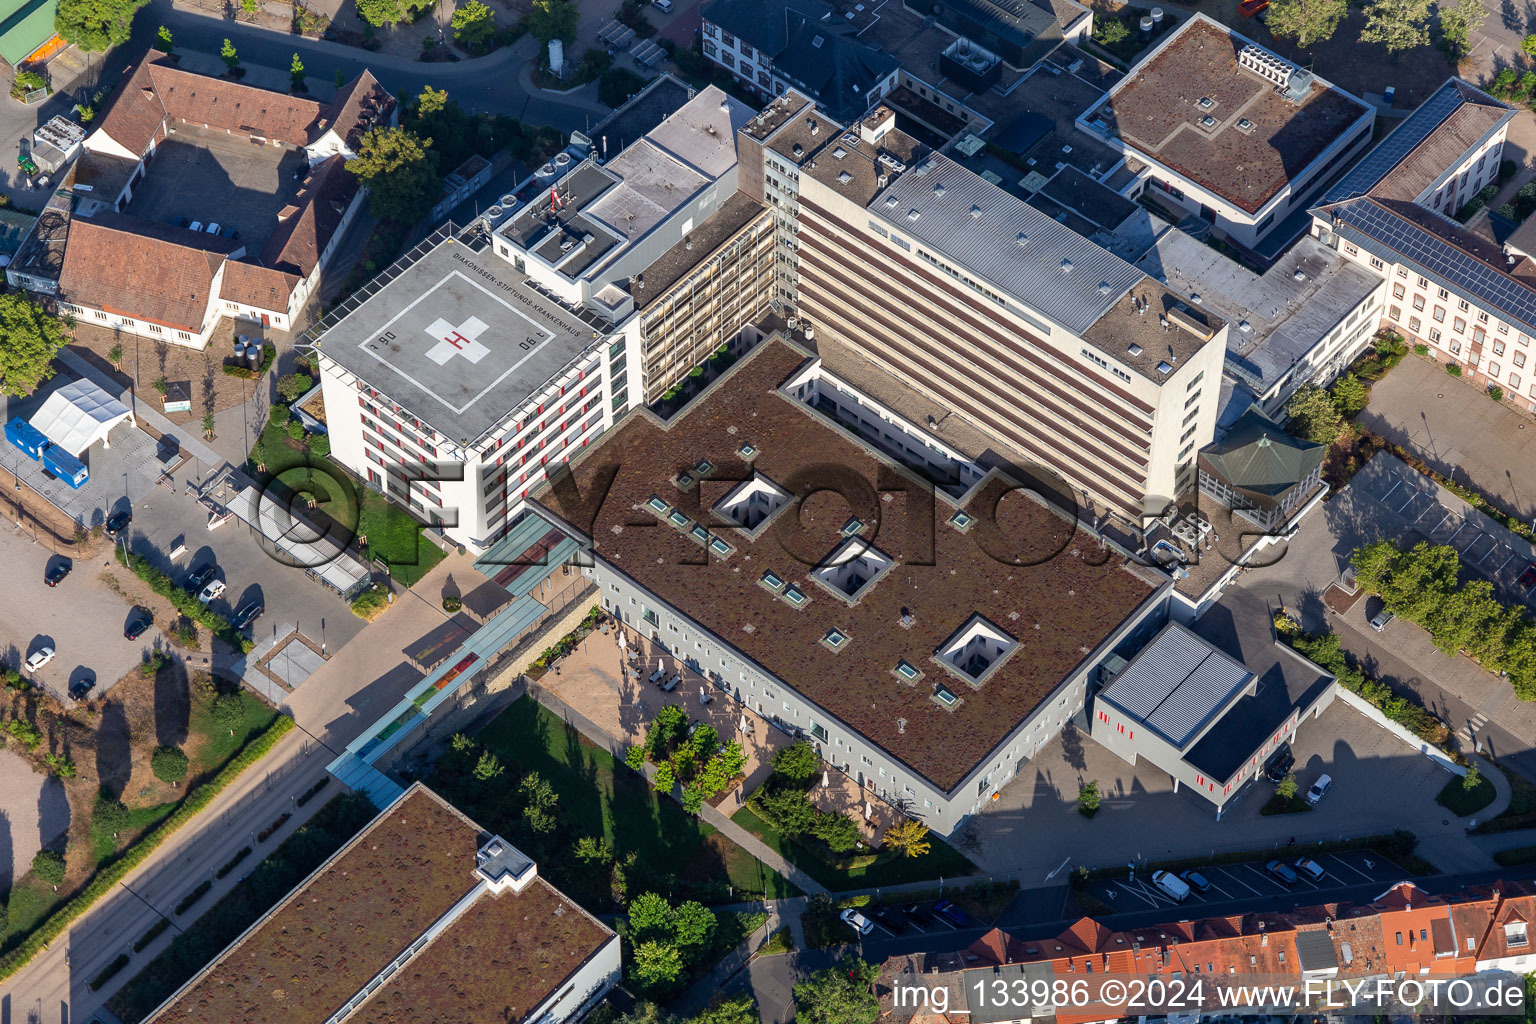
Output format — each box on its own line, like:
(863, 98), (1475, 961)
(871, 153), (1144, 335)
(1137, 229), (1380, 394)
(1099, 622), (1253, 749)
(315, 237), (606, 444)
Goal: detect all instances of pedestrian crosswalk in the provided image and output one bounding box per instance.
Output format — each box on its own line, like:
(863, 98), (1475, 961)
(1459, 712), (1490, 749)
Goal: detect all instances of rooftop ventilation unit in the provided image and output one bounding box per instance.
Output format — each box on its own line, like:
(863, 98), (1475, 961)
(1197, 96), (1215, 110)
(933, 182), (946, 195)
(908, 208), (921, 220)
(1238, 43), (1295, 89)
(970, 204), (982, 218)
(1235, 117), (1256, 134)
(1016, 232), (1029, 246)
(1060, 258), (1073, 272)
(1098, 281), (1111, 294)
(1198, 115), (1218, 130)
(1128, 343), (1143, 356)
(886, 194), (899, 207)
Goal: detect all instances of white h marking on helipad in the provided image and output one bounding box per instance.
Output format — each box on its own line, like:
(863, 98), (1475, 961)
(425, 316), (491, 366)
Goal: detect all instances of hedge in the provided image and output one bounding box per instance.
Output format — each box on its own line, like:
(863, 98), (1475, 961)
(0, 715), (294, 981)
(132, 918), (172, 953)
(115, 547), (254, 654)
(214, 846), (250, 879)
(89, 953), (131, 991)
(174, 880), (211, 916)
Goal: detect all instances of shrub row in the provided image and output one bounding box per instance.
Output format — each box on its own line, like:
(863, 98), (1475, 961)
(132, 918), (171, 953)
(1282, 626), (1450, 745)
(174, 881), (211, 916)
(88, 953), (131, 991)
(215, 846), (251, 879)
(256, 813), (290, 843)
(0, 715), (294, 982)
(295, 776), (329, 807)
(114, 547), (254, 654)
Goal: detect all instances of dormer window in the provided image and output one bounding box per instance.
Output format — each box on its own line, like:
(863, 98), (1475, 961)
(1507, 922), (1528, 947)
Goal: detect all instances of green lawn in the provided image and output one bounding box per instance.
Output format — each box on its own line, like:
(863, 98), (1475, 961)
(731, 803), (976, 891)
(358, 491), (444, 586)
(90, 802), (177, 864)
(187, 691), (281, 775)
(433, 698), (796, 911)
(1437, 773), (1497, 816)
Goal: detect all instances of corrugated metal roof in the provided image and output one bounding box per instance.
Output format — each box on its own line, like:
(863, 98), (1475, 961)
(1099, 623), (1254, 749)
(871, 153), (1145, 334)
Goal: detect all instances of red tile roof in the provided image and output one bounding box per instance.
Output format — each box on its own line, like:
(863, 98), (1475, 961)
(320, 69), (397, 150)
(58, 213), (241, 332)
(258, 154), (359, 275)
(219, 260), (299, 312)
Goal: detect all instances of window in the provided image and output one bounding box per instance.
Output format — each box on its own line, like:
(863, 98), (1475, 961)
(1508, 922), (1528, 948)
(1511, 373), (1522, 390)
(1438, 287), (1450, 300)
(1389, 305), (1401, 321)
(1393, 283), (1406, 299)
(1429, 328), (1442, 343)
(1433, 306), (1446, 323)
(1516, 352), (1526, 368)
(1344, 243), (1358, 256)
(642, 605), (659, 627)
(1370, 257), (1384, 269)
(1409, 316), (1422, 333)
(895, 659), (921, 681)
(1418, 277), (1429, 288)
(1490, 361), (1502, 377)
(1458, 299), (1470, 311)
(1413, 295), (1425, 311)
(822, 627), (848, 650)
(1454, 317), (1467, 333)
(1496, 341), (1507, 356)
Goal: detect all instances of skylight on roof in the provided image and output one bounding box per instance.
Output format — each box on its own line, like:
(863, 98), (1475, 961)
(783, 585), (808, 608)
(949, 509), (974, 532)
(936, 614), (1019, 688)
(895, 659), (922, 682)
(738, 442), (758, 459)
(812, 538), (894, 604)
(647, 495), (671, 515)
(713, 472), (791, 536)
(841, 516), (864, 536)
(933, 684), (960, 709)
(760, 570), (785, 592)
(823, 627), (848, 650)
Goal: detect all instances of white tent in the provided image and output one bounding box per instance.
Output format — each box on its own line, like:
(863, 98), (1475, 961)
(30, 379), (135, 456)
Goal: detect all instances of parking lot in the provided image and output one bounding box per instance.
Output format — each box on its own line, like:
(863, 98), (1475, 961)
(1353, 454), (1536, 611)
(0, 524), (161, 701)
(1084, 847), (1406, 915)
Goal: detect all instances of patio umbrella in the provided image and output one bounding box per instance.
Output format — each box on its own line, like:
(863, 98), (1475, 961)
(739, 713), (748, 733)
(821, 770), (829, 789)
(657, 656), (664, 675)
(864, 800), (873, 821)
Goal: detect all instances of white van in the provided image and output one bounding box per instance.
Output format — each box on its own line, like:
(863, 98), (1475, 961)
(1152, 869), (1191, 902)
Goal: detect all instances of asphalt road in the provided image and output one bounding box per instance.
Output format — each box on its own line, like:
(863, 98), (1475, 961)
(2, 0), (614, 197)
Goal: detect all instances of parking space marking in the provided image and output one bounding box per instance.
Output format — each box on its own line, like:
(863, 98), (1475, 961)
(1324, 853), (1374, 882)
(1218, 868), (1264, 895)
(1240, 865), (1280, 891)
(1110, 880), (1167, 910)
(1201, 877), (1235, 900)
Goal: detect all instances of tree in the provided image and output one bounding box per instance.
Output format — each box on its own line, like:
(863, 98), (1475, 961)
(1464, 762), (1482, 792)
(1350, 539), (1398, 595)
(155, 23), (172, 49)
(673, 900), (716, 952)
(0, 294), (68, 397)
(1285, 384), (1345, 445)
(451, 0), (495, 48)
(32, 849), (66, 886)
(1264, 0), (1348, 47)
(693, 996), (758, 1024)
(652, 761), (675, 793)
(624, 745), (646, 771)
(277, 372), (313, 401)
(812, 810), (861, 853)
(688, 723), (720, 759)
(1359, 0), (1433, 52)
(472, 750), (504, 781)
(1438, 0), (1486, 55)
(883, 819), (932, 859)
(1276, 772), (1299, 801)
(520, 771), (559, 833)
(680, 784), (705, 815)
(631, 939), (684, 989)
(793, 957), (880, 1024)
(93, 792), (131, 835)
(529, 0), (578, 45)
(151, 745), (189, 783)
(574, 835), (613, 865)
(348, 126), (438, 223)
(211, 692), (246, 734)
(628, 891), (675, 941)
(651, 704), (689, 751)
(54, 0), (147, 51)
(107, 342), (124, 370)
(290, 52), (306, 90)
(1078, 779), (1101, 816)
(1524, 33), (1536, 57)
(201, 411), (216, 439)
(220, 37), (240, 71)
(353, 0), (430, 27)
(1330, 373), (1369, 417)
(771, 741), (820, 787)
(1094, 18), (1129, 46)
(757, 788), (818, 836)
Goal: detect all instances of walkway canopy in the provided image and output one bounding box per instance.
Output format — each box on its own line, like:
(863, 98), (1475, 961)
(30, 378), (135, 456)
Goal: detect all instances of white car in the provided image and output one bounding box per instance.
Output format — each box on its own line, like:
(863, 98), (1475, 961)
(840, 908), (873, 936)
(25, 647), (55, 673)
(198, 579), (226, 605)
(1306, 773), (1333, 805)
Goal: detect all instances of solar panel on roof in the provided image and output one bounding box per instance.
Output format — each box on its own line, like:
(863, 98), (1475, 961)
(1320, 83), (1465, 204)
(1333, 199), (1536, 332)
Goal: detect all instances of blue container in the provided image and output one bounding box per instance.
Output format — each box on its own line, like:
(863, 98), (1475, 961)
(4, 417), (46, 461)
(40, 445), (88, 489)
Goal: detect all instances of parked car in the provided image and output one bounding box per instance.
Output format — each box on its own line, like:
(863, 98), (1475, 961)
(840, 908), (873, 936)
(1369, 607), (1395, 631)
(1521, 562), (1536, 589)
(652, 0), (674, 10)
(933, 900), (972, 927)
(69, 677), (94, 700)
(25, 647), (55, 673)
(233, 601), (264, 629)
(198, 579), (226, 605)
(872, 906), (906, 934)
(1263, 746), (1294, 784)
(1266, 859), (1300, 886)
(1180, 869), (1212, 894)
(186, 564), (217, 591)
(124, 617), (151, 641)
(1294, 857), (1327, 882)
(903, 903), (934, 928)
(105, 509), (132, 538)
(44, 561), (70, 587)
(1152, 870), (1191, 902)
(1306, 773), (1333, 805)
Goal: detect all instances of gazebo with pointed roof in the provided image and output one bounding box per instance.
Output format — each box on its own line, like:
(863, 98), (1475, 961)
(1198, 406), (1325, 530)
